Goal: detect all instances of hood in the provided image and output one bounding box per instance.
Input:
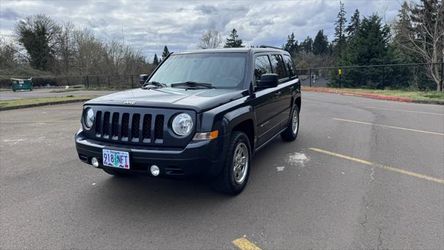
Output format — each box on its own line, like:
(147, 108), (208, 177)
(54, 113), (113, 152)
(85, 87), (246, 112)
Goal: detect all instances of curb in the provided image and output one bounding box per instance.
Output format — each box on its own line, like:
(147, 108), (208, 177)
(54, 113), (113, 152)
(0, 98), (91, 111)
(302, 87), (444, 105)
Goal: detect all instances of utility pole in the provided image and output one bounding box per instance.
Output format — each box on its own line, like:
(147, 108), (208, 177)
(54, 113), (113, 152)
(309, 68), (312, 87)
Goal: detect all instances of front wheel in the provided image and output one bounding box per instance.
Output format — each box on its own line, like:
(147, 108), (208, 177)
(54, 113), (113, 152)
(212, 131), (251, 195)
(281, 105), (300, 141)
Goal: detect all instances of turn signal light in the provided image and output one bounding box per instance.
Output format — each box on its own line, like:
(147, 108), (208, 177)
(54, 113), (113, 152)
(193, 130), (219, 141)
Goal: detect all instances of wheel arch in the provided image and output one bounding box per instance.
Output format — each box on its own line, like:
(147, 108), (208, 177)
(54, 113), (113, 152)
(223, 106), (256, 150)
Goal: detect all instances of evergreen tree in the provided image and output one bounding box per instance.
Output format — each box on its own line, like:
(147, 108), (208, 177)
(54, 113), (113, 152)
(342, 14), (392, 88)
(333, 1), (347, 62)
(283, 33), (298, 56)
(346, 9), (360, 38)
(153, 53), (159, 66)
(300, 36), (313, 53)
(161, 46), (170, 60)
(224, 29), (243, 48)
(312, 30), (329, 55)
(393, 2), (415, 62)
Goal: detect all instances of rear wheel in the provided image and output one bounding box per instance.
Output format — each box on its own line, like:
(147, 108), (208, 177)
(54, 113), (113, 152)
(102, 167), (130, 177)
(281, 105), (300, 141)
(212, 131), (251, 195)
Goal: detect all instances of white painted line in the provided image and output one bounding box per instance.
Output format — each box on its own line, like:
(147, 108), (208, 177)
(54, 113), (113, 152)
(309, 147), (444, 185)
(366, 106), (444, 116)
(333, 118), (444, 136)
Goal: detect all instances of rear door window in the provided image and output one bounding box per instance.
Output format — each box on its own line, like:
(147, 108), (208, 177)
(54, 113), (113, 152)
(270, 54), (288, 81)
(254, 55), (272, 84)
(283, 54), (296, 77)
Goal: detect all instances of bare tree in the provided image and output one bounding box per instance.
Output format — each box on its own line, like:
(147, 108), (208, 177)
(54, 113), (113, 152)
(395, 1), (444, 91)
(55, 22), (75, 74)
(199, 30), (222, 49)
(0, 39), (18, 69)
(11, 15), (151, 78)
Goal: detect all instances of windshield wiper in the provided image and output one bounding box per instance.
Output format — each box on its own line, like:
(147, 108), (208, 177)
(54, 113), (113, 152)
(170, 81), (214, 89)
(142, 81), (167, 89)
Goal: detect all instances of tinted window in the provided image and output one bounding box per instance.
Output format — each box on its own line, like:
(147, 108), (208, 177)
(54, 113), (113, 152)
(270, 54), (288, 79)
(283, 54), (296, 77)
(150, 53), (246, 88)
(254, 55), (272, 83)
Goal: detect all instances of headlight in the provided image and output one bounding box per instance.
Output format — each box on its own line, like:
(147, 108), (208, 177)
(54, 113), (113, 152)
(83, 107), (95, 129)
(172, 113), (193, 136)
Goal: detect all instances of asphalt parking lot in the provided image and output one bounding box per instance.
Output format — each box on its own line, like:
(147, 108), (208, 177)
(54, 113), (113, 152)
(1, 92), (443, 249)
(0, 88), (115, 101)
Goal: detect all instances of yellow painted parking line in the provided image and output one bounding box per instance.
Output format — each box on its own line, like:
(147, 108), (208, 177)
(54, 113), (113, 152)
(366, 106), (444, 116)
(333, 118), (444, 136)
(232, 237), (262, 250)
(309, 147), (444, 185)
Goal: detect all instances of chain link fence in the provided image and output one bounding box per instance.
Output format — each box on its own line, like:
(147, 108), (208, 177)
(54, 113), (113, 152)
(0, 74), (143, 89)
(1, 63), (443, 91)
(297, 62), (444, 91)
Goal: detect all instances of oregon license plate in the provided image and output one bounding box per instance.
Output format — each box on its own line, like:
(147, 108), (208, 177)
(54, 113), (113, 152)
(102, 149), (130, 169)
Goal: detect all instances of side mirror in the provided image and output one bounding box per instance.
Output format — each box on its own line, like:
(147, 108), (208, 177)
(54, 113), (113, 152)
(139, 74), (149, 86)
(256, 73), (278, 90)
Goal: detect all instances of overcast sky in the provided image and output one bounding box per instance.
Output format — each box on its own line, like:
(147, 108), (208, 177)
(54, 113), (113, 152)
(1, 0), (407, 61)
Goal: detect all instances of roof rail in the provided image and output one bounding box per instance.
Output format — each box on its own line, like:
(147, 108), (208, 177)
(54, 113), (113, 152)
(259, 45), (282, 50)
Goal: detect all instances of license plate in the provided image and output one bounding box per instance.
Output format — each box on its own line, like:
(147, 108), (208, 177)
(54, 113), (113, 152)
(102, 149), (130, 169)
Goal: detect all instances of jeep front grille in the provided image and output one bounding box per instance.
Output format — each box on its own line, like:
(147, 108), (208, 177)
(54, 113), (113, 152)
(95, 111), (164, 143)
(84, 106), (195, 148)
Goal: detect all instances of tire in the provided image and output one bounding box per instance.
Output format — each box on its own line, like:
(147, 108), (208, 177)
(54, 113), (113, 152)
(102, 167), (130, 177)
(212, 131), (251, 195)
(281, 105), (300, 142)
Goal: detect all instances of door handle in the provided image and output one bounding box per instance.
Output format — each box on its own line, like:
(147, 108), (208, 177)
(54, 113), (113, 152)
(275, 91), (282, 96)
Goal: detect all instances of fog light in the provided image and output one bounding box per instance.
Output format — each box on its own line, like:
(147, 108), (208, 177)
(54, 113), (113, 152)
(150, 165), (160, 176)
(91, 157), (99, 168)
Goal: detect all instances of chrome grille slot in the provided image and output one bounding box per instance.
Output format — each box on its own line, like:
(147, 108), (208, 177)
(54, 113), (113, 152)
(154, 115), (164, 143)
(95, 111), (102, 136)
(142, 114), (152, 143)
(131, 114), (140, 142)
(121, 113), (129, 141)
(111, 113), (119, 140)
(102, 112), (110, 138)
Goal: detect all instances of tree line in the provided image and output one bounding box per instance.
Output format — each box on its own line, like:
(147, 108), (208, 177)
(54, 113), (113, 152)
(1, 15), (153, 78)
(283, 0), (443, 91)
(1, 0), (442, 91)
(195, 1), (443, 91)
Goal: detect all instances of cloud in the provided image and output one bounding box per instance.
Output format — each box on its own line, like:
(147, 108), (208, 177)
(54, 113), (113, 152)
(0, 0), (403, 60)
(0, 8), (20, 20)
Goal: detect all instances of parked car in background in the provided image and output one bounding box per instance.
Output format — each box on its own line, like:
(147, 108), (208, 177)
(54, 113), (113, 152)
(11, 78), (33, 92)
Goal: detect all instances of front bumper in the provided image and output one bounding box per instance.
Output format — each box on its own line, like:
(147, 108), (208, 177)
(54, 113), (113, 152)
(75, 130), (226, 177)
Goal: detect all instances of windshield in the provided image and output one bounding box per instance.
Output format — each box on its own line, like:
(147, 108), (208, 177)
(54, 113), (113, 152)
(149, 53), (247, 89)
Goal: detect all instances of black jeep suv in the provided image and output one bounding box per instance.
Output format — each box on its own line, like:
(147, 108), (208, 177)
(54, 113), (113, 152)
(75, 48), (301, 195)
